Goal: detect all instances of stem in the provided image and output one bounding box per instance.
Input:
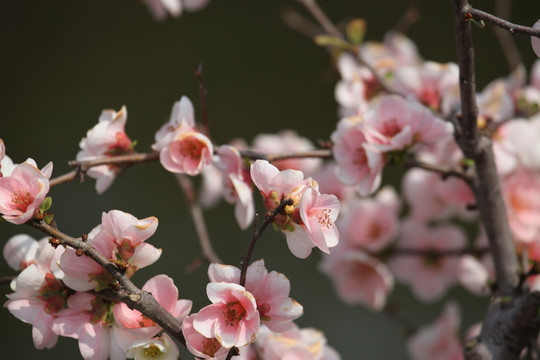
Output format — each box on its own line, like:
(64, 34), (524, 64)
(492, 0), (522, 71)
(297, 0), (342, 39)
(195, 64), (210, 137)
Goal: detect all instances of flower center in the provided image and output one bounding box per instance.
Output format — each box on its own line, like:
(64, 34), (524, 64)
(381, 119), (401, 138)
(11, 190), (33, 212)
(202, 337), (222, 356)
(420, 88), (440, 110)
(315, 209), (333, 229)
(179, 136), (204, 159)
(352, 148), (368, 166)
(105, 132), (133, 156)
(223, 301), (247, 327)
(143, 344), (163, 358)
(138, 315), (158, 328)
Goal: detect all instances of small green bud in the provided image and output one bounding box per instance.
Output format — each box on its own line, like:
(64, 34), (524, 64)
(43, 213), (54, 225)
(346, 19), (366, 45)
(39, 197), (52, 212)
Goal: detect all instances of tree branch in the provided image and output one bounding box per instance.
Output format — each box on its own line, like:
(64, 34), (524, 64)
(465, 5), (540, 38)
(25, 220), (186, 346)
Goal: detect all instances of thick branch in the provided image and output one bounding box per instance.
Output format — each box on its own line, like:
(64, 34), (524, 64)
(26, 220), (186, 346)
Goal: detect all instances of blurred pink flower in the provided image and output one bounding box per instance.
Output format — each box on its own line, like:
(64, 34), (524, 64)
(320, 250), (393, 310)
(183, 314), (229, 359)
(0, 158), (52, 224)
(407, 302), (464, 360)
(388, 220), (466, 302)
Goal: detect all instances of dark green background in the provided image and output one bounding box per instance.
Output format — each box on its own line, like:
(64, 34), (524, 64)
(0, 0), (538, 359)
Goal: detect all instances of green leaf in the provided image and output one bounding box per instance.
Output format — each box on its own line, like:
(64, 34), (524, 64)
(314, 35), (352, 51)
(470, 18), (485, 29)
(43, 213), (54, 225)
(346, 19), (366, 45)
(39, 197), (52, 212)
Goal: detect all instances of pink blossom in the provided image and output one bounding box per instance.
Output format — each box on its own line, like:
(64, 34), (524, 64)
(76, 106), (134, 194)
(114, 274), (192, 337)
(319, 250), (393, 310)
(311, 161), (356, 203)
(388, 220), (466, 302)
(364, 95), (452, 152)
(3, 234), (42, 271)
(337, 186), (400, 252)
(458, 255), (492, 296)
(193, 282), (259, 348)
(52, 292), (138, 360)
(501, 168), (540, 247)
(208, 260), (303, 332)
(331, 116), (385, 196)
(141, 0), (182, 21)
(152, 96), (213, 176)
(183, 314), (229, 359)
(0, 158), (52, 224)
(407, 302), (464, 360)
(392, 62), (460, 114)
(334, 53), (371, 117)
(250, 160), (340, 258)
(215, 145), (254, 229)
(60, 210), (160, 291)
(532, 20), (540, 58)
(251, 130), (322, 175)
(4, 236), (67, 349)
(255, 324), (341, 360)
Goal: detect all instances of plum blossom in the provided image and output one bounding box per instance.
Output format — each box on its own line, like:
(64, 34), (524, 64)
(193, 282), (260, 349)
(76, 106), (134, 194)
(407, 302), (464, 360)
(337, 186), (400, 252)
(125, 333), (179, 360)
(152, 96), (213, 176)
(311, 161), (356, 204)
(208, 260), (303, 332)
(255, 324), (341, 360)
(251, 130), (322, 175)
(52, 292), (138, 360)
(183, 314), (229, 359)
(532, 20), (540, 58)
(501, 168), (540, 248)
(392, 62), (460, 114)
(59, 210), (160, 292)
(214, 145), (254, 229)
(0, 158), (52, 224)
(364, 95), (452, 152)
(4, 235), (67, 349)
(388, 220), (466, 302)
(250, 160), (340, 258)
(114, 275), (192, 337)
(320, 250), (393, 310)
(331, 116), (385, 196)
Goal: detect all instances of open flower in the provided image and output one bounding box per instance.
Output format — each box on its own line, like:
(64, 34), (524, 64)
(183, 314), (229, 359)
(0, 159), (52, 224)
(126, 333), (179, 360)
(77, 106), (134, 194)
(152, 96), (213, 175)
(193, 282), (259, 349)
(59, 210), (160, 292)
(208, 260), (303, 332)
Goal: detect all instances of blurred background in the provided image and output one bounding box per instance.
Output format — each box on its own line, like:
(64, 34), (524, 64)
(0, 0), (538, 358)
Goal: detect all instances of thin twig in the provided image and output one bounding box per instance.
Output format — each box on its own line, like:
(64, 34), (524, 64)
(404, 158), (475, 188)
(175, 174), (222, 267)
(281, 6), (324, 38)
(492, 0), (522, 71)
(25, 220), (186, 346)
(392, 247), (488, 257)
(195, 64), (210, 137)
(49, 152), (160, 187)
(297, 0), (342, 39)
(465, 5), (540, 38)
(240, 149), (332, 162)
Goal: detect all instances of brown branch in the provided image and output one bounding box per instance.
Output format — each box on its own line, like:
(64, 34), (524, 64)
(49, 152), (160, 187)
(465, 5), (540, 38)
(403, 158), (475, 188)
(392, 247), (488, 257)
(195, 64), (210, 137)
(240, 149), (332, 162)
(175, 174), (222, 267)
(492, 0), (522, 71)
(25, 220), (186, 346)
(281, 6), (324, 39)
